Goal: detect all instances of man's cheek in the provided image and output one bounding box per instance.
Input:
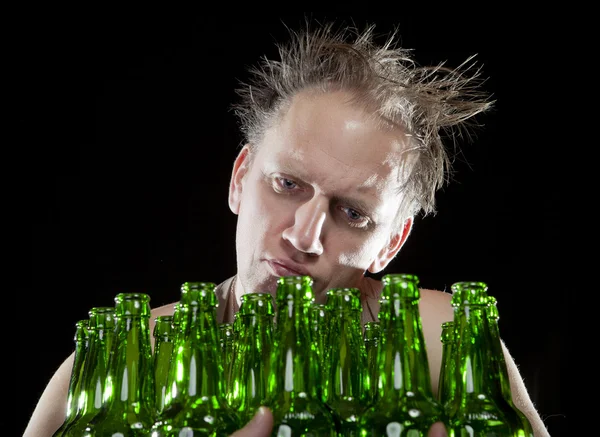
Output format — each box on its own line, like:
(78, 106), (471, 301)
(338, 249), (368, 268)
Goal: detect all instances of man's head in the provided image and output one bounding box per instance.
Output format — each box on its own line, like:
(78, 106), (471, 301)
(228, 22), (492, 300)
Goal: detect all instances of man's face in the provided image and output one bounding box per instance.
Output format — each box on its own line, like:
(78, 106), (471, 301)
(229, 90), (412, 302)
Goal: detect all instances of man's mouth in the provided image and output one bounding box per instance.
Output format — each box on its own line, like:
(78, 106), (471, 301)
(266, 259), (309, 277)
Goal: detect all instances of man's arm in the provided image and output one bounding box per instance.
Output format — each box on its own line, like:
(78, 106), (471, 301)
(502, 341), (551, 437)
(24, 353), (74, 437)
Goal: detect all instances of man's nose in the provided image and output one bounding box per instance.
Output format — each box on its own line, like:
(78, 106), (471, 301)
(282, 198), (326, 256)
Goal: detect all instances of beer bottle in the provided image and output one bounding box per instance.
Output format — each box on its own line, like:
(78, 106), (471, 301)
(153, 315), (175, 415)
(437, 321), (455, 410)
(323, 287), (367, 436)
(52, 320), (89, 437)
(446, 281), (530, 436)
(150, 282), (239, 436)
(486, 295), (534, 436)
(363, 321), (380, 405)
(266, 275), (338, 436)
(219, 322), (235, 392)
(160, 285), (198, 412)
(80, 293), (156, 436)
(228, 292), (275, 425)
(309, 302), (329, 401)
(62, 307), (116, 437)
(219, 322), (235, 357)
(358, 273), (446, 436)
(171, 303), (183, 342)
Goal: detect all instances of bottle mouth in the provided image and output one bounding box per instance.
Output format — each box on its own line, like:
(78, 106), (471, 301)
(275, 275), (315, 305)
(381, 273), (421, 300)
(88, 307), (116, 329)
(240, 292), (275, 316)
(325, 287), (362, 312)
(114, 293), (151, 317)
(180, 282), (218, 308)
(450, 281), (489, 306)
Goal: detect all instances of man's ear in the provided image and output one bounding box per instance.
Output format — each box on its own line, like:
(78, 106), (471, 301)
(368, 217), (413, 274)
(228, 145), (252, 215)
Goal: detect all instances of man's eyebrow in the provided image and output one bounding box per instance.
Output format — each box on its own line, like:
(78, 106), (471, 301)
(273, 160), (305, 177)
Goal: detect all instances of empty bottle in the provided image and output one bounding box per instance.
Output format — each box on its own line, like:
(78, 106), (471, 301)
(323, 287), (367, 436)
(363, 321), (381, 405)
(149, 282), (239, 436)
(437, 320), (456, 411)
(52, 320), (89, 437)
(153, 315), (175, 416)
(228, 292), (275, 425)
(62, 307), (116, 437)
(266, 275), (338, 436)
(80, 293), (156, 436)
(358, 273), (446, 436)
(445, 281), (530, 436)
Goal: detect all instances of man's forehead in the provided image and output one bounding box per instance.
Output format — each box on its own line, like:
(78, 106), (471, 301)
(262, 148), (404, 195)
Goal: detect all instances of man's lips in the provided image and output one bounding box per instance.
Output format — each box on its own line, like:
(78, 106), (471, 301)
(266, 260), (310, 277)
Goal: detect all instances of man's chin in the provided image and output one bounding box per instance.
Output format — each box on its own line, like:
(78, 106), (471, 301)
(244, 274), (280, 298)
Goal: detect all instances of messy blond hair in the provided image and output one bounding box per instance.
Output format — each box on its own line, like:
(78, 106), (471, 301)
(232, 21), (493, 219)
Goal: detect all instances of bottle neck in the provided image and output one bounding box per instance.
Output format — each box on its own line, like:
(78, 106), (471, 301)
(63, 330), (89, 421)
(105, 314), (154, 410)
(271, 298), (317, 397)
(438, 328), (456, 405)
(377, 297), (433, 397)
(487, 314), (512, 402)
(228, 313), (274, 416)
(77, 325), (113, 418)
(452, 304), (504, 401)
(325, 308), (365, 404)
(185, 305), (223, 400)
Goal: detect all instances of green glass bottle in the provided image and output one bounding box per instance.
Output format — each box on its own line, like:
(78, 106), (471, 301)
(363, 321), (381, 405)
(171, 303), (183, 342)
(228, 292), (275, 425)
(153, 315), (175, 416)
(266, 275), (338, 436)
(446, 281), (529, 436)
(219, 322), (235, 357)
(160, 285), (200, 413)
(80, 293), (156, 436)
(52, 320), (89, 437)
(62, 307), (116, 437)
(358, 273), (446, 436)
(309, 302), (329, 402)
(437, 321), (455, 411)
(486, 296), (533, 437)
(150, 282), (239, 436)
(219, 321), (235, 393)
(323, 287), (367, 436)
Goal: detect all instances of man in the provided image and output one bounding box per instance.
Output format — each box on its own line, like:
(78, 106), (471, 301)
(25, 22), (550, 436)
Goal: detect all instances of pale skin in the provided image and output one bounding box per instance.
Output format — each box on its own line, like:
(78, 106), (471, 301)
(24, 90), (550, 437)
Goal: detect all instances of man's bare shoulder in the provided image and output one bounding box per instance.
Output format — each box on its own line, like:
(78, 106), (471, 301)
(419, 287), (454, 320)
(360, 277), (454, 322)
(151, 301), (179, 317)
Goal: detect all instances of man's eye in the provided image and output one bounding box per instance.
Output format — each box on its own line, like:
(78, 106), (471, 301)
(277, 178), (298, 190)
(346, 208), (362, 220)
(341, 207), (369, 228)
(272, 177), (301, 194)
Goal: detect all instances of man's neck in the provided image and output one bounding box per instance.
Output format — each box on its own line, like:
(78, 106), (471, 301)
(217, 273), (384, 324)
(215, 275), (238, 324)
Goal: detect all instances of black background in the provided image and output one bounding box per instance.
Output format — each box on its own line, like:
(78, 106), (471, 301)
(25, 11), (564, 436)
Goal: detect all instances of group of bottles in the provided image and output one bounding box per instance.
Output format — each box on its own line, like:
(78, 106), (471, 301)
(52, 274), (533, 436)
